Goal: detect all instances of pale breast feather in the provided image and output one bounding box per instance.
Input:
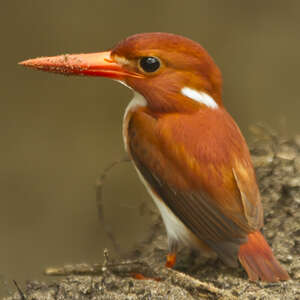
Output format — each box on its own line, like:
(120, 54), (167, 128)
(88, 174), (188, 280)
(122, 92), (147, 152)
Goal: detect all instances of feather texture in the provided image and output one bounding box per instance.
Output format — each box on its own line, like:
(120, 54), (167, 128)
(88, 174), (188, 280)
(125, 105), (263, 266)
(239, 231), (290, 281)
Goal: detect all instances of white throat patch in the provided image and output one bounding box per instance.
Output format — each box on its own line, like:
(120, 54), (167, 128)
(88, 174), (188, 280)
(181, 87), (218, 109)
(122, 91), (147, 152)
(124, 91), (147, 118)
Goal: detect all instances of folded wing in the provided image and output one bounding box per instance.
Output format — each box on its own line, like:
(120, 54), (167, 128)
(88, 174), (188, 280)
(128, 108), (263, 266)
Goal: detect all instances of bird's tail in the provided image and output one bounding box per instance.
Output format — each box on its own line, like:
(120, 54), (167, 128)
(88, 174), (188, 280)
(238, 231), (290, 282)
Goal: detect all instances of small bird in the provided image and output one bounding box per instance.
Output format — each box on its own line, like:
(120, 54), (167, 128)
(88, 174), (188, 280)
(20, 32), (289, 282)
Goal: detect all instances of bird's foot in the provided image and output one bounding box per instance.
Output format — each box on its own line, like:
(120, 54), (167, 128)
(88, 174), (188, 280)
(131, 272), (161, 281)
(165, 252), (177, 268)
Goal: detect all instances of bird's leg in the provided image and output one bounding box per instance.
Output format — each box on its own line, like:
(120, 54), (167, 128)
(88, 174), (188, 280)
(133, 241), (178, 279)
(166, 253), (177, 268)
(165, 240), (178, 268)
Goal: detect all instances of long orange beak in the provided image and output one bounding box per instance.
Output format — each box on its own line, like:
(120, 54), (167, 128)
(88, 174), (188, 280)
(19, 51), (142, 79)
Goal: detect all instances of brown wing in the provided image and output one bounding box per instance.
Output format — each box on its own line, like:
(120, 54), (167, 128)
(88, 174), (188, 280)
(128, 108), (263, 266)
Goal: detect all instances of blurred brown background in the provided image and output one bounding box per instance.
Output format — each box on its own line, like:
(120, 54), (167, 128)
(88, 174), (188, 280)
(1, 0), (299, 296)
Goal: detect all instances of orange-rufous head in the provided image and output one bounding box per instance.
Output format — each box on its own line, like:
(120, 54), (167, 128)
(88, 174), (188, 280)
(20, 32), (223, 113)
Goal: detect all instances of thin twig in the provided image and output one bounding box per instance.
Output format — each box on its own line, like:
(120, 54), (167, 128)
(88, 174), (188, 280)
(13, 280), (26, 300)
(96, 155), (130, 256)
(45, 256), (154, 278)
(166, 269), (238, 300)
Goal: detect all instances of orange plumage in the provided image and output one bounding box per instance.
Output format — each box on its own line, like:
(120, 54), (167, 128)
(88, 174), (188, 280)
(239, 231), (289, 281)
(20, 32), (289, 282)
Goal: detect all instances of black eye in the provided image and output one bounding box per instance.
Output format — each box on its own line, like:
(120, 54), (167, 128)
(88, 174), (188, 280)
(139, 56), (160, 73)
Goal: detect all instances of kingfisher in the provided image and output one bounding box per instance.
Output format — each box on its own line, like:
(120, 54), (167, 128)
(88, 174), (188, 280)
(20, 32), (289, 282)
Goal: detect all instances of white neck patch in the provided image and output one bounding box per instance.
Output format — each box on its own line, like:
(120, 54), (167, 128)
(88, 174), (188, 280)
(122, 91), (147, 152)
(181, 87), (218, 109)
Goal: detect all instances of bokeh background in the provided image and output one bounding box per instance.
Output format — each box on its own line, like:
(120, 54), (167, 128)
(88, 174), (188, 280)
(1, 0), (299, 296)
